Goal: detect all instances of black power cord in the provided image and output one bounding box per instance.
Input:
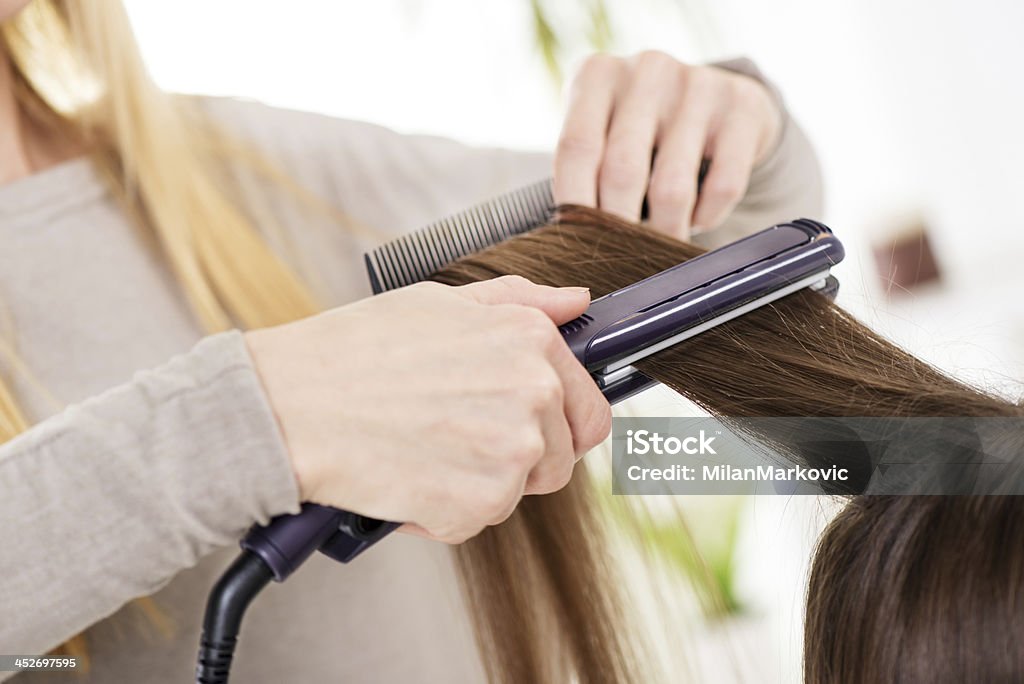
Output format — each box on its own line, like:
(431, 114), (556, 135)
(195, 550), (273, 684)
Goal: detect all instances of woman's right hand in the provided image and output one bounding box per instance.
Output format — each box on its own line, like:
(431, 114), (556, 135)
(244, 276), (611, 544)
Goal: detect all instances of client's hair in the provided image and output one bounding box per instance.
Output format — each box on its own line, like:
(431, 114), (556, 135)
(430, 206), (1024, 684)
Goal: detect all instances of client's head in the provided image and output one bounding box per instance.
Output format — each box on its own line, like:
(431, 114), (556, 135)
(805, 496), (1024, 683)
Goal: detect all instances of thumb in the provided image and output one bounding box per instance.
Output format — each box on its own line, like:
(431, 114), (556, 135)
(456, 275), (591, 324)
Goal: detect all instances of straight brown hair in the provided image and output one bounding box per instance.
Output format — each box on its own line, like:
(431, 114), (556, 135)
(430, 206), (1024, 683)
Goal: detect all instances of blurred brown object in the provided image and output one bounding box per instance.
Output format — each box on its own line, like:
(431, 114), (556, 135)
(870, 219), (942, 295)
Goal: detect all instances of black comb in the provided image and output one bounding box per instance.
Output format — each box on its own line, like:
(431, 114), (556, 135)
(364, 178), (554, 294)
(365, 161), (710, 294)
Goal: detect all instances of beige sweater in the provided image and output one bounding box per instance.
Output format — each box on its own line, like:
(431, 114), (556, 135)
(0, 60), (822, 683)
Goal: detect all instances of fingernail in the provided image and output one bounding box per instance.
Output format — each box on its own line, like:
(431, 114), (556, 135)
(691, 224), (706, 234)
(562, 286), (590, 294)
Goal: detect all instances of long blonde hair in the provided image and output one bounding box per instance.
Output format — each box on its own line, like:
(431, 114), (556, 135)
(1, 0), (320, 665)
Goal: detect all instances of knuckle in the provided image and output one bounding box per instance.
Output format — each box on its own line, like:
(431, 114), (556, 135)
(531, 458), (575, 495)
(730, 75), (766, 108)
(529, 473), (556, 496)
(577, 53), (619, 81)
(553, 460), (575, 490)
(425, 490), (491, 544)
(493, 274), (531, 292)
(525, 371), (563, 412)
(440, 527), (476, 545)
(477, 483), (517, 521)
(423, 515), (460, 544)
(514, 306), (557, 342)
(411, 280), (446, 294)
(579, 400), (613, 450)
(648, 175), (695, 209)
(428, 523), (456, 544)
(703, 175), (746, 203)
(505, 360), (563, 415)
(499, 273), (530, 286)
(489, 499), (518, 526)
(507, 427), (546, 467)
(479, 493), (507, 520)
(600, 154), (647, 190)
(422, 414), (463, 446)
(422, 481), (459, 518)
(556, 132), (603, 162)
(682, 65), (716, 96)
(633, 49), (673, 72)
(472, 487), (503, 521)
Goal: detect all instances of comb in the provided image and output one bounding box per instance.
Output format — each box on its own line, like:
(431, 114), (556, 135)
(365, 160), (710, 293)
(365, 178), (554, 294)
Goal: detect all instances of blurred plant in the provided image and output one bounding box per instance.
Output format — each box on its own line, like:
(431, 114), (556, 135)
(526, 0), (722, 86)
(527, 0), (613, 86)
(644, 497), (746, 618)
(598, 476), (747, 620)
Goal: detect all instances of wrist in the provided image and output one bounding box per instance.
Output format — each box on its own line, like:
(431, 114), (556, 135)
(243, 326), (319, 502)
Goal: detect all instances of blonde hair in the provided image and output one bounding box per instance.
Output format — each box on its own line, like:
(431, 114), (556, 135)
(1, 0), (321, 665)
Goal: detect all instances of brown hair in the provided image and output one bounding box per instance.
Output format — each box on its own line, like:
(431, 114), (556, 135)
(805, 497), (1024, 683)
(429, 206), (1024, 683)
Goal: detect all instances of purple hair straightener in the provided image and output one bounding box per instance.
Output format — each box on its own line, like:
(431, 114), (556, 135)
(196, 178), (844, 683)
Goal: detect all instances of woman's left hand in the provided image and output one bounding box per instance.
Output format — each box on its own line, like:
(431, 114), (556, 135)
(553, 51), (783, 239)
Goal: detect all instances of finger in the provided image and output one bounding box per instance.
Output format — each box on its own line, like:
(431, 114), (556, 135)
(399, 521), (490, 545)
(646, 87), (715, 238)
(596, 55), (672, 221)
(523, 398), (576, 495)
(397, 522), (435, 539)
(456, 275), (590, 325)
(487, 471), (530, 526)
(690, 113), (759, 231)
(545, 329), (612, 456)
(554, 55), (621, 206)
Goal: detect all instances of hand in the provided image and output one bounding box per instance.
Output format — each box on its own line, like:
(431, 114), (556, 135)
(245, 276), (611, 544)
(554, 51), (783, 239)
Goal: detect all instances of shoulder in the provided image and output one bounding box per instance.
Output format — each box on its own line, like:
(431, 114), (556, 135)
(194, 95), (400, 197)
(196, 96), (399, 162)
(194, 96), (551, 230)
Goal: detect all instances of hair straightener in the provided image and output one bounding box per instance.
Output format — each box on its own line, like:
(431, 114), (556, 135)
(195, 178), (844, 683)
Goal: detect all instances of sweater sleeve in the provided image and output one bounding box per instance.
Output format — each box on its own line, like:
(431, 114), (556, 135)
(0, 331), (300, 661)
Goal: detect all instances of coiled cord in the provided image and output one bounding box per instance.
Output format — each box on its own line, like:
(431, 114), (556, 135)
(195, 550), (273, 684)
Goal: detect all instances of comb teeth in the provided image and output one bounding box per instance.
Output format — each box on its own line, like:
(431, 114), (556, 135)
(366, 178), (555, 293)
